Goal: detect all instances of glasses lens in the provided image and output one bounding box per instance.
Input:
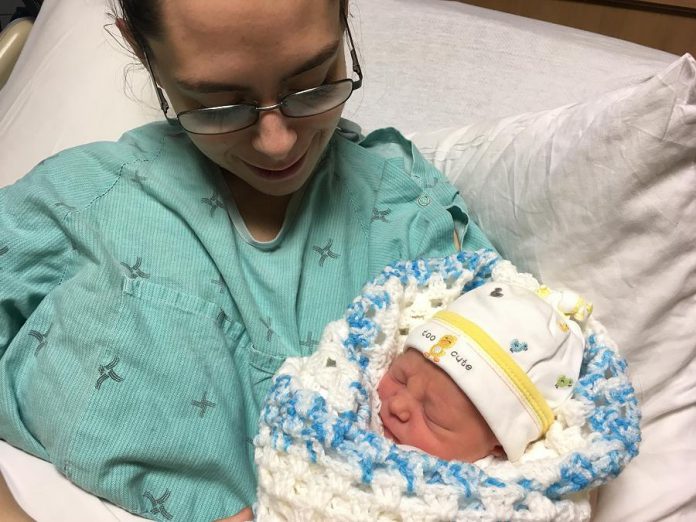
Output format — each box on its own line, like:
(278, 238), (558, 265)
(282, 80), (354, 118)
(179, 104), (257, 135)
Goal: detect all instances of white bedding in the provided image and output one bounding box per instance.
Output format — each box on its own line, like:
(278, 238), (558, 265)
(1, 1), (692, 521)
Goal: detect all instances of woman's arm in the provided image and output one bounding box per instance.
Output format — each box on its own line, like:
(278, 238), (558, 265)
(0, 167), (74, 359)
(0, 472), (34, 522)
(216, 506), (254, 521)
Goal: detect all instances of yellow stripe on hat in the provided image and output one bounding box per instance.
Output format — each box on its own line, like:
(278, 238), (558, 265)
(433, 310), (554, 434)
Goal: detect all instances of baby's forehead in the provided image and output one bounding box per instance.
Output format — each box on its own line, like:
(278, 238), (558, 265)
(395, 349), (459, 385)
(391, 351), (477, 417)
(393, 347), (431, 368)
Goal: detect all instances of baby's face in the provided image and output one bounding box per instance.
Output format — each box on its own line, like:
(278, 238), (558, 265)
(377, 349), (503, 462)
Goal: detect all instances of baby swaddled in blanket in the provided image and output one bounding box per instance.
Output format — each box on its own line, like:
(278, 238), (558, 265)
(376, 279), (588, 464)
(253, 250), (641, 521)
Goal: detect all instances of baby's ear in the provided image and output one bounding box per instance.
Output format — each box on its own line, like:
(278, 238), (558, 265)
(491, 444), (506, 458)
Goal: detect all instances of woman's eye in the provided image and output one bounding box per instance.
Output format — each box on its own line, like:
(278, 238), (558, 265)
(219, 98), (246, 107)
(288, 72), (332, 95)
(194, 94), (246, 109)
(305, 84), (336, 100)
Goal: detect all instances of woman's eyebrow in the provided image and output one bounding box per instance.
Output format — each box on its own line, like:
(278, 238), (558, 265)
(282, 40), (340, 80)
(175, 40), (341, 94)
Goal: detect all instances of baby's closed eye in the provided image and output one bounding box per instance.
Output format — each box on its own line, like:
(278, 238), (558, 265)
(389, 366), (407, 385)
(423, 403), (450, 429)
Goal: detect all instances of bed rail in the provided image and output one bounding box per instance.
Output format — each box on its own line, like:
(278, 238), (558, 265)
(0, 17), (34, 90)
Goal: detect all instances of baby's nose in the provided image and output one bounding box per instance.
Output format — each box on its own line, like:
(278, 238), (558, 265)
(390, 395), (412, 423)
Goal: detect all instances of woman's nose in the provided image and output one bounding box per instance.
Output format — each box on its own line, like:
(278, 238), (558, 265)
(251, 110), (298, 162)
(389, 394), (412, 423)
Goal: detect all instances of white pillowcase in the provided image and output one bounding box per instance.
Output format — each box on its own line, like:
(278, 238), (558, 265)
(411, 53), (696, 522)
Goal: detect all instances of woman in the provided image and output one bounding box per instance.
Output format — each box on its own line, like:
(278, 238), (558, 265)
(0, 0), (492, 519)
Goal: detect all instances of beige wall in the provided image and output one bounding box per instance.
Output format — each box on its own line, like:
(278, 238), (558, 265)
(455, 0), (696, 57)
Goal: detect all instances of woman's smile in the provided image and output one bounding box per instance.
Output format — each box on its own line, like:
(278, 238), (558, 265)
(244, 149), (309, 181)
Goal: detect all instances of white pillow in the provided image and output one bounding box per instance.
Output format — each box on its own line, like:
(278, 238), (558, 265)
(411, 53), (696, 522)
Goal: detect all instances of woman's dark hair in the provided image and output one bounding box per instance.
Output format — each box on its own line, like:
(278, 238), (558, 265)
(112, 0), (162, 56)
(113, 0), (349, 58)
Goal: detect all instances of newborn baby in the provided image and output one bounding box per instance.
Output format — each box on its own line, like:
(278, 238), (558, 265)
(377, 281), (591, 462)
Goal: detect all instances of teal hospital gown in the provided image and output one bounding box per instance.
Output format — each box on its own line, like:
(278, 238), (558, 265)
(0, 120), (492, 521)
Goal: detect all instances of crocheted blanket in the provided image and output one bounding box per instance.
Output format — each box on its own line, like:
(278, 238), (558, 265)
(254, 250), (641, 521)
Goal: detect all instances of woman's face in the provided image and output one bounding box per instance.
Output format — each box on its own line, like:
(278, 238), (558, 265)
(147, 0), (347, 197)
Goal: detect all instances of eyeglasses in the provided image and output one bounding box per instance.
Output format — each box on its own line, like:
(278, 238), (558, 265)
(143, 13), (363, 135)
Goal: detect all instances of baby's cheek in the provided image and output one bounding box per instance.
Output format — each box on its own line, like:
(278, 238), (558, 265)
(376, 373), (396, 402)
(450, 415), (499, 461)
(403, 417), (443, 454)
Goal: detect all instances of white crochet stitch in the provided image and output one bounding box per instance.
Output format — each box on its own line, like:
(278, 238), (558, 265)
(254, 252), (640, 521)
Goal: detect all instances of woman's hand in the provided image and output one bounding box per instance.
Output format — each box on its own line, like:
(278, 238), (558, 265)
(216, 506), (254, 522)
(0, 473), (34, 522)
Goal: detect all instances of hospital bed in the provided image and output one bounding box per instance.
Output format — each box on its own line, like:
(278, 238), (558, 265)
(0, 0), (694, 520)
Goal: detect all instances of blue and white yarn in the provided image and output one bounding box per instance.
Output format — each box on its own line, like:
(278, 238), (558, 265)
(254, 250), (641, 521)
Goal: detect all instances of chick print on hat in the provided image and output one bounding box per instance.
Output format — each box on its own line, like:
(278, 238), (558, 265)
(406, 281), (587, 461)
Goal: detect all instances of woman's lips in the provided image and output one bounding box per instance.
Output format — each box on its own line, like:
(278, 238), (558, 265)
(246, 151), (308, 181)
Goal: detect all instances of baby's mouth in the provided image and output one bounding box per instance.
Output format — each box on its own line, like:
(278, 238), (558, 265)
(382, 424), (399, 444)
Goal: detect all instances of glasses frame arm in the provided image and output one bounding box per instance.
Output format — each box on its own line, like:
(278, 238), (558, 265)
(342, 11), (362, 90)
(142, 46), (180, 127)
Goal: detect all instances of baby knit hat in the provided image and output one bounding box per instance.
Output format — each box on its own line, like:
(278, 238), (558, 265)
(405, 281), (588, 461)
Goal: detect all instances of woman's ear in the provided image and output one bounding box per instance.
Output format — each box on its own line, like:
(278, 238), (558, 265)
(115, 18), (145, 63)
